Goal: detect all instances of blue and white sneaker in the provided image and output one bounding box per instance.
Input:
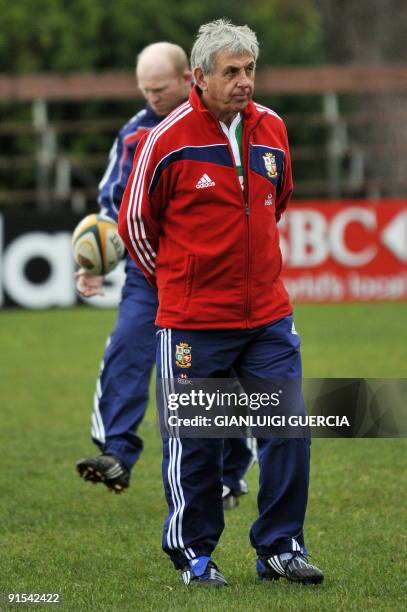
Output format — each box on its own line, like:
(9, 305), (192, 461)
(181, 556), (228, 587)
(257, 552), (324, 585)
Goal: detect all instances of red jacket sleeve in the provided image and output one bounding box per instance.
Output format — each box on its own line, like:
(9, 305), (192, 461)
(118, 131), (162, 287)
(275, 122), (293, 223)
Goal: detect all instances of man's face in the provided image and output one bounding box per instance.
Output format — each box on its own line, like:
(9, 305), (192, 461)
(138, 65), (190, 117)
(195, 51), (255, 123)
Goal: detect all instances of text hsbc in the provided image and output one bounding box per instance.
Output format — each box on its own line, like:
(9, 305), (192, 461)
(279, 207), (392, 268)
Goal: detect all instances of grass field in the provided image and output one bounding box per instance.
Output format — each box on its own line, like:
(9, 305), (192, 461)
(0, 303), (406, 611)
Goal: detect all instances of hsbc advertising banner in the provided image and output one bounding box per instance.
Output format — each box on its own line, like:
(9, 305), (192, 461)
(0, 200), (406, 308)
(280, 200), (407, 302)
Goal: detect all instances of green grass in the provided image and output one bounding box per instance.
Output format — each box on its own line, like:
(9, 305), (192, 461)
(0, 304), (406, 611)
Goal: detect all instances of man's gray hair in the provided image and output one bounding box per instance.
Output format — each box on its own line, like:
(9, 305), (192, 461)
(190, 19), (259, 74)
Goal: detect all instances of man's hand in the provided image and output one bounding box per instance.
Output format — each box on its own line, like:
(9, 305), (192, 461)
(75, 268), (104, 297)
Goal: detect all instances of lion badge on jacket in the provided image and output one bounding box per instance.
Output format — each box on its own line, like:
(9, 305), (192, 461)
(263, 152), (278, 178)
(175, 343), (192, 368)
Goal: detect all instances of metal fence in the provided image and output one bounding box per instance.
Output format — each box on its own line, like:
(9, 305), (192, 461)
(1, 65), (407, 212)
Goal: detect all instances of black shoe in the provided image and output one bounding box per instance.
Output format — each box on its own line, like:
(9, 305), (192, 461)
(181, 559), (228, 587)
(222, 481), (248, 511)
(222, 485), (239, 510)
(76, 454), (130, 493)
(257, 553), (324, 585)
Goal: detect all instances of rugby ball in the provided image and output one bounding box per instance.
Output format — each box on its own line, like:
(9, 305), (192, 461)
(72, 214), (125, 276)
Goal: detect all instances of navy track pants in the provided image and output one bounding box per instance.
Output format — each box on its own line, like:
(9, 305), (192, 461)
(157, 315), (310, 568)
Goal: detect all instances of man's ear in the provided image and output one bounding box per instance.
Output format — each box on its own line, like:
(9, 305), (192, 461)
(182, 69), (193, 85)
(193, 66), (207, 91)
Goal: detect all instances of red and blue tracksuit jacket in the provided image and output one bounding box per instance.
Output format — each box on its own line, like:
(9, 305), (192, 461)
(98, 105), (161, 273)
(98, 105), (160, 221)
(118, 85), (294, 329)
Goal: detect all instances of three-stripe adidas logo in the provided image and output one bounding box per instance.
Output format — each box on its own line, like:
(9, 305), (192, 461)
(267, 556), (286, 576)
(196, 173), (215, 189)
(182, 569), (191, 585)
(105, 463), (124, 479)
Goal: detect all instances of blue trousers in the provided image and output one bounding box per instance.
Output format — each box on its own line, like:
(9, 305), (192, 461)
(157, 315), (310, 568)
(91, 265), (158, 470)
(91, 264), (254, 484)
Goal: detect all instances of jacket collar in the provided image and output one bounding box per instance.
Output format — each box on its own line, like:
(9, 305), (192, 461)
(189, 84), (263, 127)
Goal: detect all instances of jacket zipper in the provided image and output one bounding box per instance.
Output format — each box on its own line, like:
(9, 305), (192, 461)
(242, 114), (265, 327)
(216, 113), (265, 327)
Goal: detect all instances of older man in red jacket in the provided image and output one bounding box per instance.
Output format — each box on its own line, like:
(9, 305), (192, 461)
(119, 19), (324, 587)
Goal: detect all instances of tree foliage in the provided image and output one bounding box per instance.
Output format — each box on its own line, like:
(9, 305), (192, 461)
(0, 0), (323, 73)
(315, 0), (407, 63)
(315, 0), (407, 197)
(0, 0), (324, 206)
